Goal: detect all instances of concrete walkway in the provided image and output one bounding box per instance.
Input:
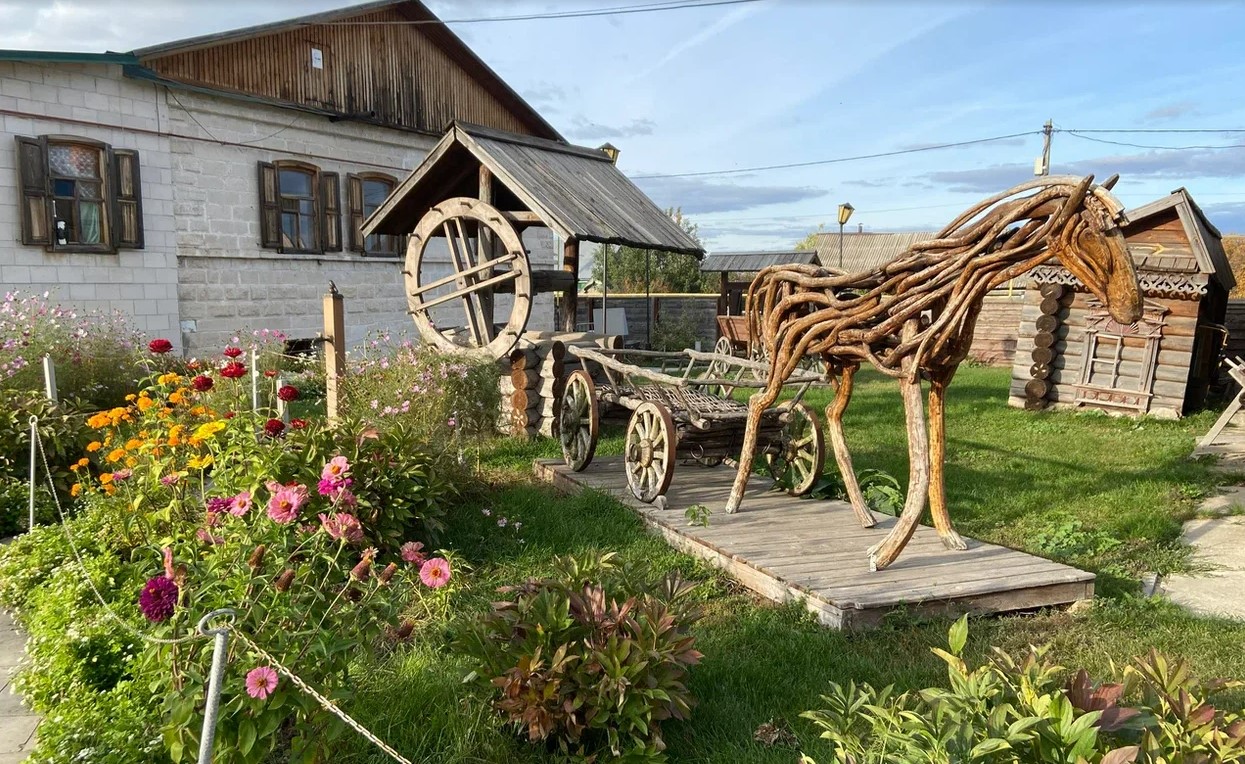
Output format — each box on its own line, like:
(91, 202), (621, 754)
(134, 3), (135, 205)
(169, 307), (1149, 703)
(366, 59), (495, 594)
(0, 611), (35, 763)
(1161, 514), (1245, 621)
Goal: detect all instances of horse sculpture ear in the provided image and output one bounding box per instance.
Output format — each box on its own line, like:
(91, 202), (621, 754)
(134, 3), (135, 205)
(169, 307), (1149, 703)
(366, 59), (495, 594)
(1101, 174), (1120, 191)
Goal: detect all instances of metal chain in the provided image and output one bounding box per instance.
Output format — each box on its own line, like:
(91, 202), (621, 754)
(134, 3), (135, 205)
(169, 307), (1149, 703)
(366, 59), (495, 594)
(31, 417), (201, 645)
(229, 629), (415, 764)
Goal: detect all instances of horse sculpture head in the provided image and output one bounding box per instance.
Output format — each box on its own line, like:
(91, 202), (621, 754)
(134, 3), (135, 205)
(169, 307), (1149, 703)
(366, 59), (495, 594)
(1045, 175), (1143, 325)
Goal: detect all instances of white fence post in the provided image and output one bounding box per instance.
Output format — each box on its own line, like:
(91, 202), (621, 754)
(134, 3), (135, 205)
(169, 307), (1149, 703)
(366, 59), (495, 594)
(276, 377), (289, 423)
(251, 348), (260, 412)
(27, 416), (37, 531)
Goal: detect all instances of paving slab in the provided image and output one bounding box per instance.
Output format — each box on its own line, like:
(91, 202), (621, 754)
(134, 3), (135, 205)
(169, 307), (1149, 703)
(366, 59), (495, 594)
(1160, 516), (1245, 621)
(0, 611), (34, 761)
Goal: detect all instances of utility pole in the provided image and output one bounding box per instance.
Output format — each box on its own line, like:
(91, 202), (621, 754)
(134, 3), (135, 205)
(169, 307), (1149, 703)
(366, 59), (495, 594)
(1035, 119), (1053, 176)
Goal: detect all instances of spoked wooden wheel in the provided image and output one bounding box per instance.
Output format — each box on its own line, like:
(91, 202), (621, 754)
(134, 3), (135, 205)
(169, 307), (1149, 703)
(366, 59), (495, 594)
(766, 402), (825, 496)
(624, 402), (677, 503)
(405, 197), (532, 360)
(707, 336), (737, 397)
(559, 370), (599, 472)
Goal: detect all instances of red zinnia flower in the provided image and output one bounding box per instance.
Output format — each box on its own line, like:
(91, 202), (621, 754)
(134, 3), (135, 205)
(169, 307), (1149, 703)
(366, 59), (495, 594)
(290, 418), (308, 430)
(148, 338), (173, 354)
(191, 375), (213, 392)
(263, 370), (278, 378)
(264, 418), (285, 437)
(223, 346), (243, 358)
(277, 385), (300, 402)
(223, 411), (237, 419)
(220, 361), (246, 379)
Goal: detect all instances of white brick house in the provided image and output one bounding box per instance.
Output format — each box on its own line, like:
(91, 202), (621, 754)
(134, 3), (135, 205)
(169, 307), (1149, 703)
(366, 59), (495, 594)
(1, 0), (561, 355)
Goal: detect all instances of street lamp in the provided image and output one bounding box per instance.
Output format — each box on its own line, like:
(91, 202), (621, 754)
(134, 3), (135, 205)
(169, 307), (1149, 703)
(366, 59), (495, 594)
(836, 202), (854, 270)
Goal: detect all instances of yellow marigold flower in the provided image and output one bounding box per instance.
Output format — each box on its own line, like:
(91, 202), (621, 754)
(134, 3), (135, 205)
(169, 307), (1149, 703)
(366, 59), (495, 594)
(187, 436), (203, 448)
(125, 394), (137, 402)
(194, 421), (227, 440)
(105, 448), (126, 464)
(99, 472), (114, 485)
(70, 483), (82, 498)
(124, 438), (143, 451)
(86, 441), (102, 452)
(187, 454), (214, 470)
(157, 372), (181, 386)
(137, 397), (155, 412)
(77, 458), (89, 468)
(125, 456), (137, 468)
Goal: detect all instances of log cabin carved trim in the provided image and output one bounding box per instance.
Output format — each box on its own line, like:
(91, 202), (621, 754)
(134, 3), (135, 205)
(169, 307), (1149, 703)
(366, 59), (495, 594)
(1074, 298), (1169, 413)
(1030, 265), (1207, 300)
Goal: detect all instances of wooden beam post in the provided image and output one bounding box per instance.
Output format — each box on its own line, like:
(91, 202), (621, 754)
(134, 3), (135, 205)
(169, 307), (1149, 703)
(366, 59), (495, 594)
(323, 289), (346, 423)
(560, 237), (580, 332)
(478, 165), (496, 322)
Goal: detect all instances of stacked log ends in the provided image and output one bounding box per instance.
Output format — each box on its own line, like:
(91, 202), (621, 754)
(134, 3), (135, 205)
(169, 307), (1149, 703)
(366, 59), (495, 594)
(537, 341), (565, 438)
(508, 345), (541, 438)
(1026, 284), (1064, 410)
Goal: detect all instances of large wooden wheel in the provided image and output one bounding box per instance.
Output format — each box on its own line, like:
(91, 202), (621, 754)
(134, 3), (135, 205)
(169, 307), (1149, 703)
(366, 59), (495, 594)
(707, 336), (737, 397)
(559, 370), (599, 472)
(765, 402), (825, 496)
(625, 402), (677, 503)
(405, 197), (532, 360)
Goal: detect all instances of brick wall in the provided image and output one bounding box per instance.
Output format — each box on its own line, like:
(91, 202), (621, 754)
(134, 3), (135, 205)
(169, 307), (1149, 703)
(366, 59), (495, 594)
(0, 61), (180, 343)
(575, 294), (719, 349)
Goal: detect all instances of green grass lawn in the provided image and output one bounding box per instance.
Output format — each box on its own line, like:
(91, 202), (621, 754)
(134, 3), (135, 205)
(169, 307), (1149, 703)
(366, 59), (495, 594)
(335, 365), (1245, 764)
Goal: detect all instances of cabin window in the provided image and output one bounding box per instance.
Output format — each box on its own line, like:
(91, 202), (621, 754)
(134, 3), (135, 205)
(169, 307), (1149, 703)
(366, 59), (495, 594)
(14, 135), (143, 252)
(257, 160), (340, 254)
(347, 173), (401, 256)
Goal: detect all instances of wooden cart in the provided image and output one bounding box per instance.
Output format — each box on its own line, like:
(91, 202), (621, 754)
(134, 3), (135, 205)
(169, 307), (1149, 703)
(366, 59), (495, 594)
(558, 347), (825, 505)
(714, 315), (752, 357)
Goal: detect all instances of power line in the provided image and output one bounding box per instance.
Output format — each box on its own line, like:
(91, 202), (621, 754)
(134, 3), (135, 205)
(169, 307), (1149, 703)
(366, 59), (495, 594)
(1062, 128), (1245, 134)
(631, 130), (1041, 179)
(313, 0), (764, 26)
(1061, 131), (1245, 151)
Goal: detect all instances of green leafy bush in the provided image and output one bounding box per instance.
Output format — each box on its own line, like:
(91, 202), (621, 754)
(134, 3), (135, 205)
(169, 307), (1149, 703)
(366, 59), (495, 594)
(651, 314), (702, 352)
(800, 616), (1245, 764)
(458, 552), (702, 762)
(0, 388), (91, 502)
(0, 476), (57, 537)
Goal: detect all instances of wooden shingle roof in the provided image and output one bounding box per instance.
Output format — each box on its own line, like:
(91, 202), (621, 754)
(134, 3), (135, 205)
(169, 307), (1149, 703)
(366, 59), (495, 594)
(700, 250), (821, 273)
(811, 231), (936, 273)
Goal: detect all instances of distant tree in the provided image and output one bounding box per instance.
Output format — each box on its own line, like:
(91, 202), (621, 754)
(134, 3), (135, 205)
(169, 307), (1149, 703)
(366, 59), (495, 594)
(590, 208), (714, 293)
(794, 223), (827, 251)
(1225, 234), (1245, 297)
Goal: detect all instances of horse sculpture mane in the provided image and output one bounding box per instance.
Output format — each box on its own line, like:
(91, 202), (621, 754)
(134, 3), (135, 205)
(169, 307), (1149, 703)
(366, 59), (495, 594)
(729, 175), (1144, 571)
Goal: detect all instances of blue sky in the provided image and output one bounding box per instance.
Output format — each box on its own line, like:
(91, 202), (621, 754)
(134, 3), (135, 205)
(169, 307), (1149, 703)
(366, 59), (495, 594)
(4, 0), (1245, 250)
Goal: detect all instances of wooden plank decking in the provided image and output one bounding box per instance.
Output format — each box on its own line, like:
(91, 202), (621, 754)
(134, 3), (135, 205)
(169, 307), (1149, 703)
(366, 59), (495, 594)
(534, 457), (1094, 630)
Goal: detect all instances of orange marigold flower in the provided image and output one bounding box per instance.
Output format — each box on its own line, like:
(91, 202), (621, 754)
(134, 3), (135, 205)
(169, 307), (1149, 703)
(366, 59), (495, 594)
(70, 483), (82, 497)
(76, 458), (89, 468)
(87, 413), (110, 429)
(86, 441), (102, 452)
(168, 391), (185, 405)
(125, 394), (137, 402)
(105, 448), (126, 464)
(190, 405), (207, 417)
(125, 456), (137, 468)
(103, 485), (116, 496)
(99, 472), (114, 485)
(124, 438), (143, 451)
(137, 397), (155, 412)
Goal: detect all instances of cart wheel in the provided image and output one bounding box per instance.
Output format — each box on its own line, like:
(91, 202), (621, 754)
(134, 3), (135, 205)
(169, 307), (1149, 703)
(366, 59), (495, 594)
(767, 403), (825, 496)
(713, 336), (734, 357)
(625, 402), (676, 503)
(559, 370), (598, 472)
(707, 337), (737, 398)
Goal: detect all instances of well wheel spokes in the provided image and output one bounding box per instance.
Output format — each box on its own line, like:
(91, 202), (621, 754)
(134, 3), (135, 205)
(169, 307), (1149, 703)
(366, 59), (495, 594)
(624, 402), (676, 503)
(405, 197), (532, 361)
(766, 402), (825, 496)
(559, 369), (599, 472)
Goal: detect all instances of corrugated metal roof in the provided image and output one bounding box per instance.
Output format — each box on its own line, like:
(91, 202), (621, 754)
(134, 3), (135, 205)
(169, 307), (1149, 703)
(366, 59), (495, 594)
(364, 123), (704, 256)
(700, 250), (821, 273)
(812, 231), (936, 272)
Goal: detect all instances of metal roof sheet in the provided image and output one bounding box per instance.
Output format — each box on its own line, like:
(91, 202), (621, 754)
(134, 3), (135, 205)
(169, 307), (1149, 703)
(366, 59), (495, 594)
(700, 250), (821, 273)
(812, 231), (937, 272)
(364, 123), (704, 256)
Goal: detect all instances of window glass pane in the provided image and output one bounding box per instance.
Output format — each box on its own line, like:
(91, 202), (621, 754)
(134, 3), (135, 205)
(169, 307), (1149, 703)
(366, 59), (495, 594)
(52, 199), (77, 243)
(52, 179), (76, 197)
(362, 180), (391, 214)
(279, 169), (312, 197)
(297, 214), (315, 249)
(298, 199), (314, 216)
(79, 182), (102, 200)
(49, 144), (100, 179)
(281, 212), (298, 249)
(80, 202), (102, 244)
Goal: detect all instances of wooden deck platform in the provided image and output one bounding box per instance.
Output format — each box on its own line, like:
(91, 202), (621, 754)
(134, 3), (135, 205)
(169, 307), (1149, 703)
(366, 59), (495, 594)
(534, 457), (1094, 630)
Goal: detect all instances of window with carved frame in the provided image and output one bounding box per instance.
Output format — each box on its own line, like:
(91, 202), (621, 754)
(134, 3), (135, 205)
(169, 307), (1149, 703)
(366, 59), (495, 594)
(347, 172), (401, 256)
(257, 160), (340, 254)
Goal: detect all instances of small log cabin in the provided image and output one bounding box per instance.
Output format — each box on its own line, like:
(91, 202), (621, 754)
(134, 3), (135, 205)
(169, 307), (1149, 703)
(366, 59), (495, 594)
(1008, 188), (1235, 418)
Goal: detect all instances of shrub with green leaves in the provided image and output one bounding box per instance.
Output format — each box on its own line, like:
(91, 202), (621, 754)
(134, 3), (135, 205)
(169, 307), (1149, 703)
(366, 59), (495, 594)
(800, 616), (1245, 764)
(457, 552), (702, 762)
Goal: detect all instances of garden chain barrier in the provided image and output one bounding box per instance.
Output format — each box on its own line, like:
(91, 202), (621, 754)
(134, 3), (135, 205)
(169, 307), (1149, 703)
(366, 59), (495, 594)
(228, 628), (415, 764)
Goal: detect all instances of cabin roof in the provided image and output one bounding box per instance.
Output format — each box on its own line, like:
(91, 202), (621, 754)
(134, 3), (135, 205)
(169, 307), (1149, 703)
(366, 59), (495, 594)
(1124, 188), (1235, 292)
(810, 231), (936, 272)
(700, 250), (821, 273)
(363, 122), (704, 255)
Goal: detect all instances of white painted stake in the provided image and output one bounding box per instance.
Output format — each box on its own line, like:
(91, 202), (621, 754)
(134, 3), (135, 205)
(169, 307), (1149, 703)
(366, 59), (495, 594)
(251, 348), (260, 412)
(42, 355), (57, 403)
(28, 416), (37, 531)
(276, 377), (289, 423)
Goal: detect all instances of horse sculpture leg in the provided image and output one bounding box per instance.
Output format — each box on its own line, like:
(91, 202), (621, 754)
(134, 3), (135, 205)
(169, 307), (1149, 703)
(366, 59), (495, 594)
(824, 364), (877, 529)
(928, 375), (967, 551)
(867, 323), (931, 571)
(726, 375), (786, 514)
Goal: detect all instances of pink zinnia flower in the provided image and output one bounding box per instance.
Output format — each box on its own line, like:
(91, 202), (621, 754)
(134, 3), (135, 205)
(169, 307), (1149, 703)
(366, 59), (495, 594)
(111, 469), (133, 482)
(321, 456), (350, 482)
(319, 512), (363, 544)
(266, 483), (307, 524)
(228, 491), (252, 517)
(160, 473), (181, 486)
(400, 541), (425, 564)
(419, 557), (451, 588)
(245, 666), (278, 699)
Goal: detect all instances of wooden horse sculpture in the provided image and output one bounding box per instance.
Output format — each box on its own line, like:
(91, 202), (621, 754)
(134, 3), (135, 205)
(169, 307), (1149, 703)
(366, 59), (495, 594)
(726, 175), (1144, 571)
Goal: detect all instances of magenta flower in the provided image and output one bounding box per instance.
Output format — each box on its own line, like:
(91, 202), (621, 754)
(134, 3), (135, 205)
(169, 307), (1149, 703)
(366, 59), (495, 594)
(205, 496), (232, 515)
(160, 473), (181, 486)
(400, 541), (426, 564)
(319, 512), (363, 544)
(139, 576), (179, 622)
(111, 469), (133, 482)
(419, 557), (451, 589)
(245, 666), (278, 699)
(321, 455), (351, 483)
(266, 483), (308, 524)
(228, 491), (252, 517)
